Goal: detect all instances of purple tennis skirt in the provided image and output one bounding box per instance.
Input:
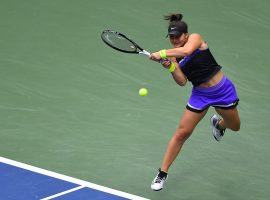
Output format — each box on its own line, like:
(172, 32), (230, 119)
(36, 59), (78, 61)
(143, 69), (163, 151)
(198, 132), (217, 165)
(187, 76), (239, 113)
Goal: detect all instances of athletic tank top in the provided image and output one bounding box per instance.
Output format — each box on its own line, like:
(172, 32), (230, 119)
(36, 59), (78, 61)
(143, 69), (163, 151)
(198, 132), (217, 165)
(177, 48), (221, 86)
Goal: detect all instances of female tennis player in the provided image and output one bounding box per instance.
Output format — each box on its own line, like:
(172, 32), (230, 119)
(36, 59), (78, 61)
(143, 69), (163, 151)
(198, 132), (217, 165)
(149, 13), (241, 191)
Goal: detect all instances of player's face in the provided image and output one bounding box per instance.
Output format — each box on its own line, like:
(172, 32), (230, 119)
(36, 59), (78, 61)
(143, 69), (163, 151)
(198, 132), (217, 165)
(169, 33), (187, 47)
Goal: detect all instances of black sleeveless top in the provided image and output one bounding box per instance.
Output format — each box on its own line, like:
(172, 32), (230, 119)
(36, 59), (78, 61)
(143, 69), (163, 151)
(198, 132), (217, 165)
(176, 48), (221, 86)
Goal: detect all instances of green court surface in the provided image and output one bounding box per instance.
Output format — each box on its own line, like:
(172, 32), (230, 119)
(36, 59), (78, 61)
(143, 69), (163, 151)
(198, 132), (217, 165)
(1, 0), (270, 199)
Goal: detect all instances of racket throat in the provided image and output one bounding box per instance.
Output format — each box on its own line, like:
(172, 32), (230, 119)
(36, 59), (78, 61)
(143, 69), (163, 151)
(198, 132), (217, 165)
(139, 50), (150, 57)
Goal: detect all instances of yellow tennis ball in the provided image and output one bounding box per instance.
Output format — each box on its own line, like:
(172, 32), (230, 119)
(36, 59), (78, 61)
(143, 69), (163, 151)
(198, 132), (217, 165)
(139, 88), (148, 96)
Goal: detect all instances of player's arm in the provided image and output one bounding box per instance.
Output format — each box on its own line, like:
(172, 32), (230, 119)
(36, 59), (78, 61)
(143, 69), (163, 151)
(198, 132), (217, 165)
(161, 58), (187, 86)
(166, 34), (202, 57)
(170, 57), (187, 86)
(150, 34), (203, 60)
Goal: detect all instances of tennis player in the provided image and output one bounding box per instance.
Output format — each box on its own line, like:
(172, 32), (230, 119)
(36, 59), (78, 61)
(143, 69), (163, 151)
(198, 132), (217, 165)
(149, 13), (241, 191)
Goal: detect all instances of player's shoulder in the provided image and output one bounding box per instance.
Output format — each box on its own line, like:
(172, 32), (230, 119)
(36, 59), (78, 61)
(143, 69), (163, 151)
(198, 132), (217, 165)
(189, 33), (203, 40)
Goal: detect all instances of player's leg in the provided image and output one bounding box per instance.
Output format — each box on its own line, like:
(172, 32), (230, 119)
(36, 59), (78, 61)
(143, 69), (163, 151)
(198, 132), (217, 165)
(211, 107), (240, 141)
(215, 107), (240, 131)
(161, 108), (208, 172)
(151, 108), (208, 191)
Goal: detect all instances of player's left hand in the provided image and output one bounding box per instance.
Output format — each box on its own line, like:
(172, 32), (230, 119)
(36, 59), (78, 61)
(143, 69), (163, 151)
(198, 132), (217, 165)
(161, 59), (171, 69)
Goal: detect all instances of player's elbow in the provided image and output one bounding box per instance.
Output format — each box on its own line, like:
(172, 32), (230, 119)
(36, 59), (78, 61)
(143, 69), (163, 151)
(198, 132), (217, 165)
(179, 82), (186, 87)
(177, 79), (187, 86)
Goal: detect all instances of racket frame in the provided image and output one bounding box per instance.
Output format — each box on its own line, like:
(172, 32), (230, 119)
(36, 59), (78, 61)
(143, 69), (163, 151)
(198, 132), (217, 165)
(101, 30), (169, 63)
(101, 30), (150, 56)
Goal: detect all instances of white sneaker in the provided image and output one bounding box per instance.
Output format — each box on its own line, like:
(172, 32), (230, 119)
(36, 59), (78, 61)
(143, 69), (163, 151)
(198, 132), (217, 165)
(210, 114), (225, 141)
(151, 169), (168, 191)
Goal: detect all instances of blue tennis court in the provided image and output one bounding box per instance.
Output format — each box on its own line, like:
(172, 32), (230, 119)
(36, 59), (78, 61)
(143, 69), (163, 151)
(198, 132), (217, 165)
(0, 157), (149, 200)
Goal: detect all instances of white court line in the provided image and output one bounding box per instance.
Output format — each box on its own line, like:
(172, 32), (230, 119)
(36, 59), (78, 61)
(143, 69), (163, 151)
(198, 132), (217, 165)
(40, 185), (85, 200)
(0, 156), (150, 200)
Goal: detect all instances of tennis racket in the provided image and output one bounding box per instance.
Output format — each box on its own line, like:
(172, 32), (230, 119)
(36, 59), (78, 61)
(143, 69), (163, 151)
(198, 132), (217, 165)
(101, 30), (151, 57)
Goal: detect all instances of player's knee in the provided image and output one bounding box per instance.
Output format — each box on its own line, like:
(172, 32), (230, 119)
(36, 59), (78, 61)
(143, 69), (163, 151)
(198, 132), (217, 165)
(231, 120), (241, 131)
(173, 128), (192, 143)
(235, 123), (241, 131)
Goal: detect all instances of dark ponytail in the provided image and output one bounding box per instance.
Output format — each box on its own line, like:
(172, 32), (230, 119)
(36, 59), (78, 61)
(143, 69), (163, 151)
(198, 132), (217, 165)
(164, 13), (183, 22)
(164, 12), (188, 37)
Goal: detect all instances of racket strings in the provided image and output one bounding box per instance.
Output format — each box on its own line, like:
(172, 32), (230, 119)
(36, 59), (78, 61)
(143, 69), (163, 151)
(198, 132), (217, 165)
(102, 32), (137, 53)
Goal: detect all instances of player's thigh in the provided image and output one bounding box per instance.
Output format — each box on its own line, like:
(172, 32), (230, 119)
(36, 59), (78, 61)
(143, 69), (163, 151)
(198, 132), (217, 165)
(178, 108), (208, 132)
(215, 107), (240, 128)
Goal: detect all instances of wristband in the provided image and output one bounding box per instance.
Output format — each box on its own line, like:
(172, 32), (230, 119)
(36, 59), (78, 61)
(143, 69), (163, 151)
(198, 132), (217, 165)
(159, 49), (167, 59)
(169, 62), (176, 73)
